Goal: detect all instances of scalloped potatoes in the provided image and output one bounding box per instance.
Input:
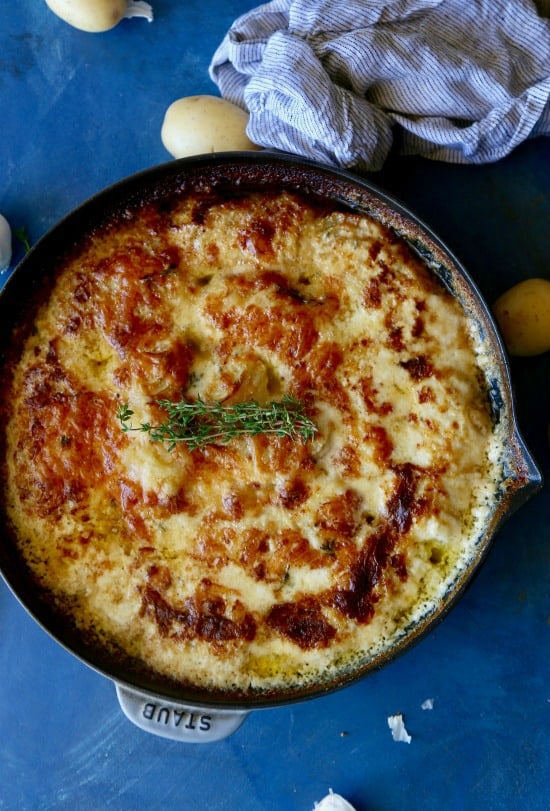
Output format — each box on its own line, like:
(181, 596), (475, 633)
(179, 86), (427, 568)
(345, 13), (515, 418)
(0, 188), (505, 696)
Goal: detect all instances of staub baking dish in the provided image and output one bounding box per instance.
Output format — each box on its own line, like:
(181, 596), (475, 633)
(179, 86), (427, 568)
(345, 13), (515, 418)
(0, 152), (542, 742)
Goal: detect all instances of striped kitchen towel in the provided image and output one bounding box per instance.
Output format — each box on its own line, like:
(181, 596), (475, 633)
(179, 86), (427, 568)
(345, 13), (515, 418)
(209, 0), (550, 170)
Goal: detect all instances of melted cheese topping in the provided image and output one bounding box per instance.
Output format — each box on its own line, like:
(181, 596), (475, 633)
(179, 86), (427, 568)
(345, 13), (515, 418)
(1, 190), (504, 696)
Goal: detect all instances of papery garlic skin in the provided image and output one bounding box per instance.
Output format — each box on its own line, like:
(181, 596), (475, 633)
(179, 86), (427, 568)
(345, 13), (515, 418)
(124, 1), (153, 21)
(387, 713), (412, 743)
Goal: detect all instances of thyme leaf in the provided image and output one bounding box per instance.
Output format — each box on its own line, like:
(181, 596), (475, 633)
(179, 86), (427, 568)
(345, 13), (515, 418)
(14, 227), (31, 253)
(116, 395), (317, 451)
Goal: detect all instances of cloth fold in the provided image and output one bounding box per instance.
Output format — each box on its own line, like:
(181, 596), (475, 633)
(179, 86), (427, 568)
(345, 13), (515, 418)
(209, 0), (550, 170)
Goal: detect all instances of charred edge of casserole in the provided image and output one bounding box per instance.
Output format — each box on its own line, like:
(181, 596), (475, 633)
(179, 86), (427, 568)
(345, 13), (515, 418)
(97, 160), (370, 231)
(19, 566), (365, 704)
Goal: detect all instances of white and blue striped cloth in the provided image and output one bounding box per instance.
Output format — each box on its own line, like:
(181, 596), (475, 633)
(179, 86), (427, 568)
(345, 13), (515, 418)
(209, 0), (550, 170)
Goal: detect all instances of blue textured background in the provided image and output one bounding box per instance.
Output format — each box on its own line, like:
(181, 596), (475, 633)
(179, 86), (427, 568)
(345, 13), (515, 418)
(0, 3), (548, 809)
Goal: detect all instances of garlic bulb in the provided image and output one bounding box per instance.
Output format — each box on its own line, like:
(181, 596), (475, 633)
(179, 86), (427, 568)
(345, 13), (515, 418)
(314, 790), (357, 811)
(0, 214), (12, 272)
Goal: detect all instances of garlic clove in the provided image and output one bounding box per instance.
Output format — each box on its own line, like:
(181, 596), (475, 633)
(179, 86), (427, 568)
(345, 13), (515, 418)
(314, 789), (357, 811)
(0, 214), (12, 272)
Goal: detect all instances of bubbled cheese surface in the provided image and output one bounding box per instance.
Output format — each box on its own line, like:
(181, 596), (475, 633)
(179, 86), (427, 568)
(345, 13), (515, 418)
(1, 189), (504, 696)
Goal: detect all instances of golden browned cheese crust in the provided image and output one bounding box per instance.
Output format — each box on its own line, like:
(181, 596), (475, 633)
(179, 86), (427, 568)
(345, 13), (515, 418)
(1, 190), (503, 694)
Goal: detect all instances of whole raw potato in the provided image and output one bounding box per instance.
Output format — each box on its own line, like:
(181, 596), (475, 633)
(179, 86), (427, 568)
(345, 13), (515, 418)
(45, 0), (127, 32)
(161, 96), (261, 158)
(493, 278), (550, 356)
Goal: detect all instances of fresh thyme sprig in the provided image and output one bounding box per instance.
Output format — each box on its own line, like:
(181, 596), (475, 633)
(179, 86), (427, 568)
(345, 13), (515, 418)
(116, 395), (317, 451)
(14, 227), (31, 253)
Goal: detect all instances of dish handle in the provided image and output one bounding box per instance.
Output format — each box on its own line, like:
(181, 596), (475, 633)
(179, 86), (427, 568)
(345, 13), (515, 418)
(115, 682), (249, 742)
(504, 428), (543, 518)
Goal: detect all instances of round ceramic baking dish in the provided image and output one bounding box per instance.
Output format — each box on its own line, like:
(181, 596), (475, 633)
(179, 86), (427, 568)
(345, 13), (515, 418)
(0, 152), (542, 742)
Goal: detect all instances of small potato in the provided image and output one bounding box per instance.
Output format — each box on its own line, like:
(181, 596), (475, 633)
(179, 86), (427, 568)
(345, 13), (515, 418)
(45, 0), (127, 32)
(161, 96), (261, 159)
(493, 278), (550, 356)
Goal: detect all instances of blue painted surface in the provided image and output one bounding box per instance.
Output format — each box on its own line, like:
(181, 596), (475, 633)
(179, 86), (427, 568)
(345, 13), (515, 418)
(0, 2), (548, 809)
